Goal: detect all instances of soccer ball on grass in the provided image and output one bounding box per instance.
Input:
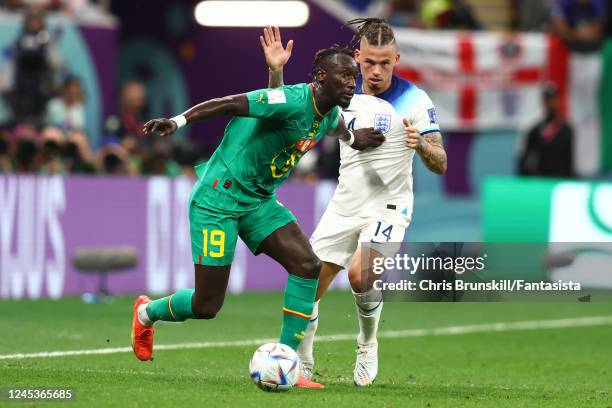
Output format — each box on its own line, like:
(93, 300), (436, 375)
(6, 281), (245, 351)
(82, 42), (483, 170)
(249, 342), (300, 392)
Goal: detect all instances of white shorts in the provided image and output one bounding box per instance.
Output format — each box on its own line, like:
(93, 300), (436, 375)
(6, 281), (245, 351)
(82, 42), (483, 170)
(310, 207), (409, 268)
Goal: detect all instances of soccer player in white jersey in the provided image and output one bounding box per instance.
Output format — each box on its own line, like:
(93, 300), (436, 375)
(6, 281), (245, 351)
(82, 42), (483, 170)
(261, 20), (447, 386)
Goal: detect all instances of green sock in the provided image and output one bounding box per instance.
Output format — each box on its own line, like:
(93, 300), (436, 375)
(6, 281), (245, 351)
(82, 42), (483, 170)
(146, 288), (196, 322)
(279, 274), (318, 350)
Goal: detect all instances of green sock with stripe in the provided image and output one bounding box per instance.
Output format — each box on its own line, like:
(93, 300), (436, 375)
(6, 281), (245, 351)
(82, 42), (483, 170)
(279, 274), (318, 350)
(146, 288), (196, 322)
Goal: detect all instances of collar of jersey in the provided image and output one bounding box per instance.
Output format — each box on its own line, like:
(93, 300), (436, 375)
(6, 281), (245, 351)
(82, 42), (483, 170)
(356, 74), (413, 105)
(309, 83), (325, 118)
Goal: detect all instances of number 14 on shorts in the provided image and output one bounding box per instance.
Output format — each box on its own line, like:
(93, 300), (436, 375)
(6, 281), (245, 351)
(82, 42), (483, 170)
(370, 221), (393, 243)
(203, 229), (225, 258)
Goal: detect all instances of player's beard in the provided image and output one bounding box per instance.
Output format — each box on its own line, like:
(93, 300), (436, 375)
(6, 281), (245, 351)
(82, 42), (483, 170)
(366, 76), (389, 94)
(339, 93), (354, 108)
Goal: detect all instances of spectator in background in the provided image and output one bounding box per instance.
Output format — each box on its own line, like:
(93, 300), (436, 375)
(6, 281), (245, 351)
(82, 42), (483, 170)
(550, 0), (605, 177)
(40, 124), (63, 142)
(0, 0), (28, 10)
(6, 8), (62, 125)
(509, 0), (551, 31)
(46, 76), (86, 132)
(119, 81), (147, 139)
(63, 129), (95, 173)
(38, 127), (64, 174)
(1, 0), (79, 12)
(39, 142), (63, 173)
(97, 142), (130, 175)
(59, 0), (90, 14)
(172, 141), (200, 178)
(100, 114), (146, 173)
(550, 0), (606, 51)
(140, 137), (181, 176)
(388, 0), (425, 28)
(519, 83), (574, 178)
(0, 128), (11, 172)
(1, 0), (109, 20)
(345, 0), (374, 12)
(119, 135), (143, 172)
(421, 0), (482, 30)
(12, 124), (38, 172)
(15, 138), (37, 172)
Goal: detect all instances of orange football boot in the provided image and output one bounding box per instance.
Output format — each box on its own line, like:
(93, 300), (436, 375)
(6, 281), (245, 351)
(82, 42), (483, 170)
(131, 295), (154, 361)
(295, 376), (325, 389)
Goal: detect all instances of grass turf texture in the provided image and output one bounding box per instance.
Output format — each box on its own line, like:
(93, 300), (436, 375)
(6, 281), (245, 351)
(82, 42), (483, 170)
(1, 291), (611, 407)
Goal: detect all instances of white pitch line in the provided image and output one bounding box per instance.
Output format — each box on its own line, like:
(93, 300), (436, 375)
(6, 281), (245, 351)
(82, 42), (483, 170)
(1, 315), (611, 361)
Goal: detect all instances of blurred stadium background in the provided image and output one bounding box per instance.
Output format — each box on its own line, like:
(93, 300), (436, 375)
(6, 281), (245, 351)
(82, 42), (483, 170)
(0, 0), (610, 299)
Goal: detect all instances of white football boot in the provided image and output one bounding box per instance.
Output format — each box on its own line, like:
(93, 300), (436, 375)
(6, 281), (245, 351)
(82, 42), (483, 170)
(353, 341), (378, 386)
(299, 356), (314, 380)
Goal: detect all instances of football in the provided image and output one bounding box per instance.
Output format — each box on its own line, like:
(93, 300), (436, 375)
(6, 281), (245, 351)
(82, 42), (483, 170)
(249, 343), (300, 392)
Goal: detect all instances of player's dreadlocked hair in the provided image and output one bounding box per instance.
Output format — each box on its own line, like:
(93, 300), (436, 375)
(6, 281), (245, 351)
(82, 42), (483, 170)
(346, 17), (396, 48)
(310, 45), (355, 80)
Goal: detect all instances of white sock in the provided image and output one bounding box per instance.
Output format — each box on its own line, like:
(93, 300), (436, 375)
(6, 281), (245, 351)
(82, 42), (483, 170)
(297, 300), (319, 364)
(353, 287), (383, 345)
(137, 303), (153, 326)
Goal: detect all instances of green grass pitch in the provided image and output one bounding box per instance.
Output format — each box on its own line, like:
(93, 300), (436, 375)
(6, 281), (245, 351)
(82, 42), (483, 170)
(1, 291), (611, 407)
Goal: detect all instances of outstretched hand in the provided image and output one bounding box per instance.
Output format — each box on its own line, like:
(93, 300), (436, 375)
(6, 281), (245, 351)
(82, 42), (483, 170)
(143, 118), (178, 138)
(351, 127), (385, 150)
(259, 26), (293, 71)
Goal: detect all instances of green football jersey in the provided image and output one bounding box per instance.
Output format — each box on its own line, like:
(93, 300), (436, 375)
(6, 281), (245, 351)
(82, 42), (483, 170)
(192, 83), (340, 211)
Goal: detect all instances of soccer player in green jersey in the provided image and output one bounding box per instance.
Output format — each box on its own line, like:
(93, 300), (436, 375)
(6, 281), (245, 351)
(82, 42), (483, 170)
(130, 41), (385, 388)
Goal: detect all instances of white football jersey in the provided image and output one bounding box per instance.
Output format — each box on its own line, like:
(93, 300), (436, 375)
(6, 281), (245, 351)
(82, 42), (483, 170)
(327, 75), (440, 221)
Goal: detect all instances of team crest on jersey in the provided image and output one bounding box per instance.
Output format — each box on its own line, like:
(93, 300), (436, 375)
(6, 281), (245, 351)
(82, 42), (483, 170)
(296, 138), (316, 152)
(374, 114), (392, 133)
(428, 108), (437, 124)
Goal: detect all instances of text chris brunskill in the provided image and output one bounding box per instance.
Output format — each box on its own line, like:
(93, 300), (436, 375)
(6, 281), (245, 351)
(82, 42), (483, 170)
(373, 279), (582, 292)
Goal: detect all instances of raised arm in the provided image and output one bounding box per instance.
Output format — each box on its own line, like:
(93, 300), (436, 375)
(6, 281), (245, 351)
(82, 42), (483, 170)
(142, 94), (248, 137)
(259, 26), (293, 88)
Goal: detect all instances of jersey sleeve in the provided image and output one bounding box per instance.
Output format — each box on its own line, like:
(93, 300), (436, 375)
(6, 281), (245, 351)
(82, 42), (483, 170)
(246, 86), (304, 120)
(407, 89), (441, 135)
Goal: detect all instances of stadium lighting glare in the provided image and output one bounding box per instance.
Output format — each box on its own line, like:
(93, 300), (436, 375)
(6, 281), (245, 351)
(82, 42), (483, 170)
(194, 1), (309, 27)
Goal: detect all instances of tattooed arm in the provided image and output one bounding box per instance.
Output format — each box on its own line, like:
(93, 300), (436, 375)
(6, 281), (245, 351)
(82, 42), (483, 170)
(417, 131), (448, 174)
(404, 118), (447, 175)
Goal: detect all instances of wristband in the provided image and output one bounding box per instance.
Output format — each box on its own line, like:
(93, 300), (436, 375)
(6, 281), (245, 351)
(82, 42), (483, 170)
(170, 114), (187, 129)
(347, 130), (355, 146)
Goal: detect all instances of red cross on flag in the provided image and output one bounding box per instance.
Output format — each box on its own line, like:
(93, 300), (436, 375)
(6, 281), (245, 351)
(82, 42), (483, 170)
(394, 30), (570, 131)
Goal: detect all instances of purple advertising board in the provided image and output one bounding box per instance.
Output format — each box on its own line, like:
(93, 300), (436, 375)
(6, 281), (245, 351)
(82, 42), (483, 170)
(0, 175), (317, 299)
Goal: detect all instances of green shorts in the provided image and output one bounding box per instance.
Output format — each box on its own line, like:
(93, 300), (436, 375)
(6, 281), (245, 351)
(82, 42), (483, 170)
(189, 197), (297, 266)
